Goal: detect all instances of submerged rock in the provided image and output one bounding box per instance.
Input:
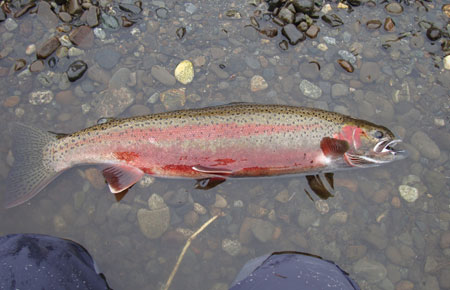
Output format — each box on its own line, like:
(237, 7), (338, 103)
(174, 60), (194, 85)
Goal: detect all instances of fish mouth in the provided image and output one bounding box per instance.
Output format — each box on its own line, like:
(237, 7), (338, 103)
(344, 139), (407, 167)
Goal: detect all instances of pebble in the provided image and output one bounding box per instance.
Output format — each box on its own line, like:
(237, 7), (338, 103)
(2, 96), (20, 108)
(299, 62), (320, 80)
(426, 27), (441, 41)
(366, 19), (382, 30)
(214, 194), (227, 208)
(193, 203), (207, 215)
(305, 25), (320, 38)
(329, 211), (348, 224)
(399, 185), (419, 203)
(353, 258), (387, 283)
(92, 87), (134, 117)
(152, 65), (176, 86)
(321, 14), (344, 27)
(281, 24), (305, 45)
(67, 60), (88, 82)
(83, 168), (105, 189)
(95, 47), (121, 69)
(86, 5), (99, 27)
(315, 200), (329, 214)
(444, 4), (450, 18)
(385, 3), (403, 14)
(37, 37), (61, 59)
(69, 26), (94, 48)
(68, 47), (84, 57)
(137, 203), (170, 240)
(174, 60), (194, 85)
(109, 67), (132, 89)
(299, 80), (322, 99)
(384, 17), (395, 31)
(4, 18), (18, 31)
(29, 90), (54, 105)
(297, 208), (317, 228)
(59, 12), (72, 23)
(396, 280), (414, 290)
(410, 131), (440, 159)
(359, 62), (380, 83)
(250, 75), (268, 92)
(160, 88), (186, 110)
(222, 239), (241, 256)
(37, 1), (58, 29)
(331, 83), (348, 97)
(337, 59), (354, 72)
(251, 219), (275, 243)
(14, 59), (26, 71)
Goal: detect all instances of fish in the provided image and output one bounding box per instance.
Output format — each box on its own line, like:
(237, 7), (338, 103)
(4, 103), (405, 208)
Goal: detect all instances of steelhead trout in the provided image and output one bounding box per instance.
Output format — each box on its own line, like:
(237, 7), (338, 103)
(5, 103), (405, 208)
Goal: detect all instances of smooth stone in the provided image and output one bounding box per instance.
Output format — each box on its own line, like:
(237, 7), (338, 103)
(222, 239), (241, 256)
(4, 18), (18, 31)
(331, 83), (348, 98)
(292, 0), (314, 14)
(320, 63), (335, 80)
(30, 60), (45, 72)
(209, 63), (229, 79)
(29, 90), (54, 105)
(359, 62), (380, 83)
(174, 60), (194, 85)
(384, 17), (395, 31)
(151, 65), (176, 86)
(426, 27), (441, 41)
(67, 60), (88, 82)
(250, 219), (275, 243)
(37, 37), (61, 59)
(95, 47), (121, 69)
(353, 258), (387, 283)
(410, 131), (440, 159)
(278, 7), (294, 24)
(385, 3), (403, 14)
(299, 79), (322, 99)
(86, 5), (99, 27)
(250, 75), (268, 92)
(59, 12), (72, 23)
(299, 62), (320, 79)
(305, 24), (320, 38)
(101, 12), (119, 29)
(107, 203), (132, 221)
(109, 67), (132, 89)
(245, 55), (260, 70)
(119, 3), (142, 14)
(92, 87), (134, 117)
(160, 88), (186, 110)
(321, 14), (344, 27)
(69, 26), (94, 48)
(137, 206), (170, 239)
(366, 19), (382, 29)
(155, 7), (168, 19)
(282, 24), (305, 45)
(67, 0), (82, 14)
(37, 1), (59, 29)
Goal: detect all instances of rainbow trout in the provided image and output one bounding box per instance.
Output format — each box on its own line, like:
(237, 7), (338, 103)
(5, 103), (405, 208)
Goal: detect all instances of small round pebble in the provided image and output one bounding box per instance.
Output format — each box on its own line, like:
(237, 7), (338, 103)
(174, 60), (194, 85)
(250, 75), (268, 92)
(399, 185), (419, 203)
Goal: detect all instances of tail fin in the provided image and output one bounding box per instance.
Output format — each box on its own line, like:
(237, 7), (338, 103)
(4, 123), (61, 208)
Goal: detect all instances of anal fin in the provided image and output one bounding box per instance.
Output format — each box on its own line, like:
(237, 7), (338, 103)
(100, 164), (144, 194)
(195, 177), (226, 190)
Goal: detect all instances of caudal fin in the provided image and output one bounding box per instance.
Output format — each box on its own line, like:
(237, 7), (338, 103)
(4, 123), (60, 208)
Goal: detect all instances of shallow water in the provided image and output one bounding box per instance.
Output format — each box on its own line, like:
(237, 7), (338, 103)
(0, 0), (449, 289)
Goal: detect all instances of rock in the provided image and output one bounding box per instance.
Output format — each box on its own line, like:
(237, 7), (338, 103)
(160, 88), (186, 110)
(92, 87), (134, 117)
(86, 5), (99, 27)
(222, 239), (241, 256)
(331, 83), (348, 98)
(209, 63), (229, 79)
(353, 258), (387, 283)
(109, 67), (132, 89)
(14, 59), (26, 71)
(101, 12), (120, 29)
(399, 185), (418, 203)
(292, 0), (314, 14)
(67, 0), (82, 14)
(298, 208), (317, 228)
(4, 18), (18, 31)
(384, 17), (395, 31)
(441, 232), (450, 249)
(137, 205), (170, 239)
(37, 37), (61, 59)
(278, 8), (294, 24)
(94, 47), (121, 70)
(107, 203), (132, 221)
(250, 75), (268, 92)
(174, 60), (194, 85)
(29, 90), (54, 105)
(299, 79), (322, 99)
(30, 60), (45, 72)
(84, 168), (105, 189)
(152, 65), (176, 86)
(214, 194), (227, 208)
(440, 267), (450, 289)
(59, 12), (72, 23)
(67, 60), (88, 82)
(359, 62), (380, 83)
(385, 3), (403, 14)
(184, 211), (198, 227)
(251, 219), (274, 243)
(329, 211), (348, 224)
(366, 19), (382, 30)
(69, 26), (94, 48)
(345, 245), (367, 260)
(321, 14), (344, 27)
(410, 131), (440, 159)
(2, 96), (20, 108)
(337, 59), (354, 73)
(281, 24), (305, 45)
(299, 62), (320, 80)
(306, 25), (320, 38)
(275, 189), (290, 203)
(37, 1), (58, 29)
(424, 256), (438, 272)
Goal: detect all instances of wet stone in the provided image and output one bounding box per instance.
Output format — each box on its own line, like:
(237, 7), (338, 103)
(292, 0), (314, 14)
(251, 219), (275, 243)
(353, 258), (387, 283)
(305, 24), (320, 38)
(95, 47), (121, 69)
(119, 3), (142, 15)
(366, 20), (382, 30)
(385, 3), (403, 14)
(322, 14), (344, 27)
(4, 18), (18, 31)
(279, 40), (289, 50)
(426, 27), (441, 41)
(69, 26), (94, 48)
(37, 37), (61, 59)
(331, 83), (348, 98)
(278, 7), (294, 24)
(109, 67), (132, 89)
(37, 1), (59, 29)
(209, 63), (229, 79)
(152, 65), (176, 86)
(281, 24), (305, 45)
(410, 131), (440, 159)
(0, 8), (5, 22)
(156, 7), (168, 19)
(29, 90), (54, 105)
(137, 201), (170, 239)
(299, 79), (322, 99)
(92, 87), (134, 117)
(259, 28), (278, 38)
(30, 60), (45, 72)
(384, 17), (395, 31)
(160, 88), (186, 110)
(222, 239), (241, 256)
(359, 62), (380, 83)
(14, 59), (26, 71)
(86, 5), (99, 27)
(67, 60), (88, 82)
(59, 12), (72, 23)
(250, 75), (268, 92)
(299, 62), (320, 79)
(174, 60), (194, 85)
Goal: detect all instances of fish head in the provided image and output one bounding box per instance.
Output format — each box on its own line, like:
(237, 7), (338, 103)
(337, 120), (406, 167)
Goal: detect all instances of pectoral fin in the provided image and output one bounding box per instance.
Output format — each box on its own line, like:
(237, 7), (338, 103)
(100, 164), (144, 194)
(320, 137), (349, 158)
(195, 177), (226, 190)
(305, 174), (334, 200)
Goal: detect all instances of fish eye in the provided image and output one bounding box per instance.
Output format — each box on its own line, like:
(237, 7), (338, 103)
(373, 130), (384, 139)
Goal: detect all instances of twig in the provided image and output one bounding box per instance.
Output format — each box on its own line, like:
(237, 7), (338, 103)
(163, 214), (220, 290)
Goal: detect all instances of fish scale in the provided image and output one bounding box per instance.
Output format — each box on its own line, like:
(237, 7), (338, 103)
(4, 103), (404, 208)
